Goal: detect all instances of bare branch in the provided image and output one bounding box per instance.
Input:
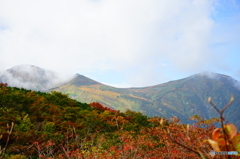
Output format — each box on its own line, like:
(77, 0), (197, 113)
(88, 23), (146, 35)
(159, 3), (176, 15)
(220, 95), (234, 114)
(207, 97), (220, 114)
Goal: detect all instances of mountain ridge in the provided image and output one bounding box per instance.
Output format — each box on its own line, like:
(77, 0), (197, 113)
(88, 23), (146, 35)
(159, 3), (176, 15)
(1, 64), (240, 128)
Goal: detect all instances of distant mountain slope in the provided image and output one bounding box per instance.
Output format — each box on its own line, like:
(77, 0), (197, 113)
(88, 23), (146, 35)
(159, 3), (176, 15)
(53, 73), (240, 128)
(123, 73), (240, 126)
(50, 74), (152, 111)
(0, 65), (64, 91)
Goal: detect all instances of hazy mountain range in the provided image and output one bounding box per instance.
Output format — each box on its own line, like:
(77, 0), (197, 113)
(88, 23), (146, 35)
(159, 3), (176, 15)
(1, 64), (240, 128)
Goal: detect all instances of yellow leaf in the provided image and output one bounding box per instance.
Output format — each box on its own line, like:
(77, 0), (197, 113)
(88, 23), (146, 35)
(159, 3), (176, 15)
(186, 124), (189, 132)
(208, 139), (221, 152)
(160, 118), (164, 126)
(232, 134), (240, 153)
(224, 123), (237, 139)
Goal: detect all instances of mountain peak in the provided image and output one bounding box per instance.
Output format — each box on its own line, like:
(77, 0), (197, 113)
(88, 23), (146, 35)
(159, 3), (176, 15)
(195, 72), (232, 79)
(8, 64), (41, 69)
(0, 64), (62, 91)
(6, 64), (46, 77)
(191, 72), (238, 85)
(69, 74), (101, 86)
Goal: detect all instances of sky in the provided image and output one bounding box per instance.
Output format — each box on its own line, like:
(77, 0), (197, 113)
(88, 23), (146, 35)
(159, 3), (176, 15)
(0, 0), (239, 88)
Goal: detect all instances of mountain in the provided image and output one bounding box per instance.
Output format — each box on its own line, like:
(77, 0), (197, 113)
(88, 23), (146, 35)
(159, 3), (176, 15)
(52, 73), (240, 128)
(1, 65), (240, 128)
(49, 74), (151, 111)
(124, 73), (240, 126)
(0, 64), (64, 91)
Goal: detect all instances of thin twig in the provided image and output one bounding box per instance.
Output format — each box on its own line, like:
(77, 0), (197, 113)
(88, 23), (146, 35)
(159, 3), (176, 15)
(207, 96), (234, 159)
(0, 122), (14, 159)
(220, 96), (234, 114)
(207, 97), (220, 114)
(167, 129), (204, 158)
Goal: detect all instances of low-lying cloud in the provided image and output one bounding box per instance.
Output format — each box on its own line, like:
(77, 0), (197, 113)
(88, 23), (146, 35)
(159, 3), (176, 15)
(0, 65), (70, 91)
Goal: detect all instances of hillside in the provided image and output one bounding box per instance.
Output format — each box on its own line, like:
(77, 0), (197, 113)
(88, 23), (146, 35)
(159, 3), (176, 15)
(3, 83), (239, 158)
(0, 84), (150, 158)
(124, 73), (240, 126)
(1, 65), (240, 129)
(50, 74), (152, 111)
(53, 73), (240, 129)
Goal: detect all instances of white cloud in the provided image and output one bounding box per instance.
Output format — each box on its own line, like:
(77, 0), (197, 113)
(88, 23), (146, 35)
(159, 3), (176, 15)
(0, 0), (239, 86)
(0, 64), (67, 91)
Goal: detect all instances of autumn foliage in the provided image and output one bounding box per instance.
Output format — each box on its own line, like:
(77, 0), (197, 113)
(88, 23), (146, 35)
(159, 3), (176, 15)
(0, 83), (7, 87)
(0, 83), (239, 158)
(90, 102), (117, 113)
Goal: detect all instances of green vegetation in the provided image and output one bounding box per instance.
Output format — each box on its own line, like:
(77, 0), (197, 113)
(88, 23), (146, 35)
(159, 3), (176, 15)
(0, 83), (239, 158)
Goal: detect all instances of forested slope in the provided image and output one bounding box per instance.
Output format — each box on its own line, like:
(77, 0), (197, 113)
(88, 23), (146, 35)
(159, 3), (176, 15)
(0, 83), (239, 158)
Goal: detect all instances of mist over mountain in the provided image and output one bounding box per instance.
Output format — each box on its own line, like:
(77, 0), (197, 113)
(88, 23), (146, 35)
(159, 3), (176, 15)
(0, 65), (67, 91)
(1, 65), (240, 128)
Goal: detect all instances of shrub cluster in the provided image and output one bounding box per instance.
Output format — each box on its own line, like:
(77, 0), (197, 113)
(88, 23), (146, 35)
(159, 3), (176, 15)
(0, 83), (239, 158)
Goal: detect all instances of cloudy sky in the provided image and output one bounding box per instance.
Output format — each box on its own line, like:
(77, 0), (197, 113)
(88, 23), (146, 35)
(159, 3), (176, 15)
(0, 0), (239, 87)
